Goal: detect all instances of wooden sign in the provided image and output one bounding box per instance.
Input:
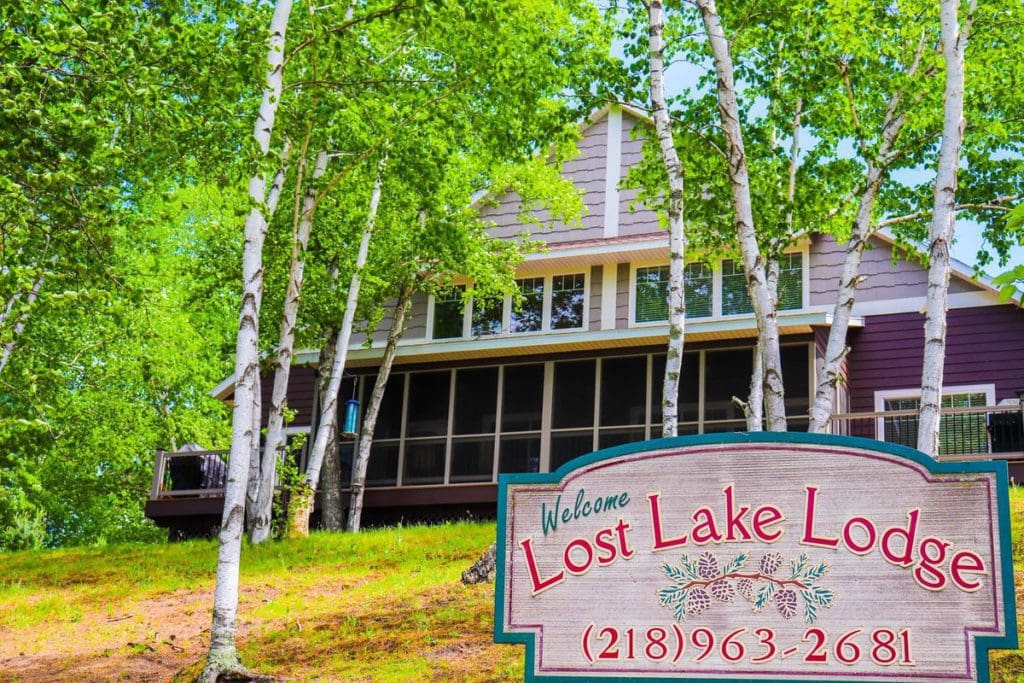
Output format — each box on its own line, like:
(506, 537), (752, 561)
(495, 433), (1017, 682)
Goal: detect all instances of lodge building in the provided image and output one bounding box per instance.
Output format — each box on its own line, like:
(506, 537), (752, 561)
(145, 106), (1024, 535)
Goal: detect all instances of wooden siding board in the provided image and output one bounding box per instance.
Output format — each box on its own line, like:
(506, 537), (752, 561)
(809, 233), (984, 306)
(616, 262), (629, 329)
(480, 118), (609, 245)
(260, 365), (317, 426)
(618, 114), (661, 236)
(589, 265), (602, 331)
(847, 305), (1024, 414)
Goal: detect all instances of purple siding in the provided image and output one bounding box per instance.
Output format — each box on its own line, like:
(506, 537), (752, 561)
(258, 365), (318, 427)
(847, 305), (1024, 416)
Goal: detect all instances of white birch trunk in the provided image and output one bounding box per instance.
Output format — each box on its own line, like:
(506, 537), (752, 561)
(294, 154), (387, 534)
(203, 0), (293, 678)
(647, 0), (687, 438)
(0, 273), (44, 378)
(250, 150), (327, 544)
(347, 285), (413, 532)
(807, 40), (926, 433)
(695, 0), (786, 431)
(918, 0), (971, 457)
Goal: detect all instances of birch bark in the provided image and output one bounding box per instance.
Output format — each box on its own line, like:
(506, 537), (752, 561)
(695, 0), (786, 431)
(646, 0), (687, 438)
(918, 0), (972, 457)
(347, 285), (412, 532)
(203, 0), (293, 678)
(806, 42), (924, 434)
(0, 273), (44, 378)
(292, 154), (387, 536)
(250, 149), (327, 544)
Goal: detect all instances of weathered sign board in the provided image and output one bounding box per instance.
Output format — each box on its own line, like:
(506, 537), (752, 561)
(495, 433), (1017, 682)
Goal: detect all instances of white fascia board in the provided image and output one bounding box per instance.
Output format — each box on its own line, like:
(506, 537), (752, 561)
(803, 290), (1001, 318)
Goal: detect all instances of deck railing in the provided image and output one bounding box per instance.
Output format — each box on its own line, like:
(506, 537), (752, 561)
(149, 449), (229, 499)
(828, 403), (1024, 461)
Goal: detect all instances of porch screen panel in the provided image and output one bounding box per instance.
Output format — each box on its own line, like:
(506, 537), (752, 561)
(600, 356), (647, 427)
(405, 371), (450, 437)
(366, 442), (399, 487)
(550, 431), (593, 471)
(366, 374), (404, 487)
(704, 349), (753, 427)
(651, 352), (699, 427)
(499, 434), (541, 474)
(454, 367), (498, 434)
(511, 278), (544, 333)
(502, 364), (544, 432)
(782, 344), (811, 430)
(552, 360), (595, 429)
(450, 438), (495, 483)
(403, 440), (446, 485)
(373, 374), (405, 439)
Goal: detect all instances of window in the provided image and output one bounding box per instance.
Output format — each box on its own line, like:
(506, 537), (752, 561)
(498, 363), (544, 474)
(721, 259), (752, 316)
(776, 253), (803, 311)
(634, 263), (713, 323)
(433, 286), (465, 339)
(877, 387), (993, 455)
(511, 278), (543, 333)
(551, 273), (586, 330)
(471, 296), (503, 336)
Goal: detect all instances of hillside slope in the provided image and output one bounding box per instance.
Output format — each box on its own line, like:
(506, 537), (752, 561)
(2, 501), (1024, 682)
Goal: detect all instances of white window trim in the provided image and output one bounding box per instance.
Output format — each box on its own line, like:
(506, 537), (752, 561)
(627, 245), (809, 328)
(426, 270), (590, 341)
(873, 384), (996, 442)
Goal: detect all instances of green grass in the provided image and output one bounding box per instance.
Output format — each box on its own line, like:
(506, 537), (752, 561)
(3, 493), (1024, 681)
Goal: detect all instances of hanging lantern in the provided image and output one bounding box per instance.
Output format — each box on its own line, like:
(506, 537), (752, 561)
(342, 398), (360, 438)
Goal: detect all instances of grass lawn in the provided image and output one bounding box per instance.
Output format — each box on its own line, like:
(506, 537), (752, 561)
(0, 490), (1023, 682)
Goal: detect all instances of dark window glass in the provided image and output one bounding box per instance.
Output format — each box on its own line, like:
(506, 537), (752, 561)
(405, 371), (450, 437)
(373, 373), (405, 439)
(704, 349), (754, 421)
(651, 353), (699, 424)
(686, 263), (713, 318)
(366, 442), (399, 487)
(502, 364), (544, 432)
(600, 356), (647, 426)
(598, 427), (647, 450)
(782, 345), (810, 422)
(499, 434), (541, 474)
(550, 431), (594, 471)
(553, 360), (595, 428)
(403, 439), (446, 484)
(471, 296), (503, 336)
(722, 259), (753, 315)
(551, 273), (585, 330)
(635, 265), (668, 323)
(704, 421), (748, 434)
(450, 437), (495, 483)
(777, 253), (803, 310)
(511, 278), (543, 333)
(433, 285), (465, 339)
(454, 367), (498, 434)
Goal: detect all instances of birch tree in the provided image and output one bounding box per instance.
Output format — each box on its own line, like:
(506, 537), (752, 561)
(646, 1), (688, 438)
(693, 0), (787, 430)
(917, 0), (974, 457)
(202, 0), (294, 678)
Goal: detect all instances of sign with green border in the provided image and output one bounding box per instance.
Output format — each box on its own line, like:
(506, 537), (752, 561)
(495, 433), (1017, 682)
